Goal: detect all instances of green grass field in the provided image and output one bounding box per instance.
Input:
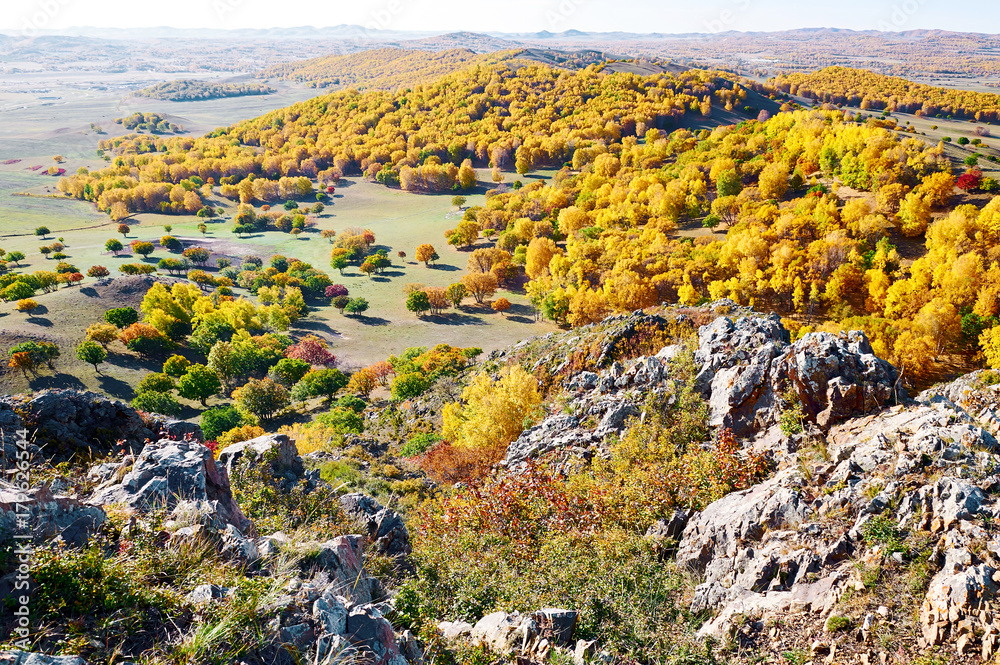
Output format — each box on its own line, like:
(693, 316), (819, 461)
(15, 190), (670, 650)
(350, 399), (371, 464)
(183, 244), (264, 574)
(0, 173), (556, 401)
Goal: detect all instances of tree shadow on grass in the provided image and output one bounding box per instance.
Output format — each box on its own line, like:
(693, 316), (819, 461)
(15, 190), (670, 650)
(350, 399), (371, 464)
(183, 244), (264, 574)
(79, 287), (99, 298)
(26, 316), (52, 327)
(29, 373), (87, 391)
(98, 374), (134, 400)
(426, 312), (487, 326)
(295, 320), (344, 338)
(351, 315), (390, 326)
(104, 352), (166, 372)
(506, 315), (536, 324)
(427, 264), (461, 272)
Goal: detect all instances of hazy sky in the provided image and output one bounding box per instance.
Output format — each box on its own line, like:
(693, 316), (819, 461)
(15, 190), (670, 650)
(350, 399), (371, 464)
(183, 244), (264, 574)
(4, 0), (997, 35)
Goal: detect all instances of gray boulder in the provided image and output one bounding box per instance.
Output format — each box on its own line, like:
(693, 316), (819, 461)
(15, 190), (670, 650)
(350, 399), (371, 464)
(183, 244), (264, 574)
(88, 438), (251, 534)
(0, 653), (87, 665)
(314, 535), (379, 604)
(217, 434), (304, 482)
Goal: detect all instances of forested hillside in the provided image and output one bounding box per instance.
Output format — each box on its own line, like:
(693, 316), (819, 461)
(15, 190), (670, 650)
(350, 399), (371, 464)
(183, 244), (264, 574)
(770, 66), (1000, 121)
(55, 59), (1000, 382)
(259, 47), (514, 90)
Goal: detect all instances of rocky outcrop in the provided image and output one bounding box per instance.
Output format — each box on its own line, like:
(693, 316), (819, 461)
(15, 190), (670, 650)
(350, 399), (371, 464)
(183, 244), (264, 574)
(0, 653), (87, 665)
(506, 311), (903, 467)
(441, 608), (579, 660)
(695, 316), (903, 437)
(217, 433), (304, 481)
(88, 438), (251, 534)
(338, 493), (411, 556)
(0, 390), (158, 458)
(0, 484), (105, 546)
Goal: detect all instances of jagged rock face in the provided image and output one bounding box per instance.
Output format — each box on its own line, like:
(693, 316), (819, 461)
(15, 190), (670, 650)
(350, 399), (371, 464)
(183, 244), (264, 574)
(338, 493), (411, 557)
(695, 316), (904, 437)
(88, 439), (251, 534)
(679, 377), (1000, 660)
(0, 390), (158, 458)
(506, 312), (903, 467)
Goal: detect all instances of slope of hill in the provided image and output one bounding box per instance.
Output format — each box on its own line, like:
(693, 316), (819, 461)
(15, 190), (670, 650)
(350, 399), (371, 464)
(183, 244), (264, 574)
(258, 47), (516, 89)
(770, 66), (1000, 121)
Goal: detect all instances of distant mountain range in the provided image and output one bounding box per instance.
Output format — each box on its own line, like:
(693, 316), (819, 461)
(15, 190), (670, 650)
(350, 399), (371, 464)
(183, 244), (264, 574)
(5, 26), (998, 43)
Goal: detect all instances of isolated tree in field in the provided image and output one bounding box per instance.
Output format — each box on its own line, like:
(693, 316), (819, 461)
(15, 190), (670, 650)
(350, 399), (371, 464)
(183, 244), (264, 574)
(406, 290), (431, 317)
(291, 368), (348, 403)
(86, 323), (119, 348)
(178, 364), (222, 406)
(232, 377), (289, 423)
(76, 340), (107, 372)
(452, 195), (467, 209)
(16, 299), (38, 315)
(131, 241), (154, 258)
(446, 283), (467, 308)
(347, 367), (377, 397)
(5, 251), (24, 266)
(397, 251), (406, 261)
(35, 226), (50, 238)
(67, 272), (84, 287)
(344, 297), (369, 316)
(416, 244), (438, 266)
(39, 246), (52, 259)
(105, 307), (139, 328)
(325, 284), (348, 299)
(492, 297), (511, 317)
(9, 352), (35, 377)
(117, 224), (130, 238)
(198, 223), (208, 235)
(105, 239), (124, 255)
(462, 272), (498, 304)
(87, 265), (110, 278)
(183, 246), (211, 265)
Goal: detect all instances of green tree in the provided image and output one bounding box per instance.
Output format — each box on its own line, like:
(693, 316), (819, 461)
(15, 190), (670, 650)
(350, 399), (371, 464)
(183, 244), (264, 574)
(5, 251), (25, 266)
(131, 391), (181, 416)
(178, 364), (222, 406)
(35, 226), (50, 238)
(232, 377), (289, 423)
(331, 254), (349, 274)
(137, 372), (175, 394)
(344, 297), (369, 316)
(105, 307), (139, 328)
(290, 368), (348, 403)
(390, 372), (431, 401)
(406, 290), (431, 316)
(201, 405), (244, 441)
(105, 239), (124, 255)
(75, 340), (107, 372)
(268, 357), (311, 386)
(163, 354), (191, 377)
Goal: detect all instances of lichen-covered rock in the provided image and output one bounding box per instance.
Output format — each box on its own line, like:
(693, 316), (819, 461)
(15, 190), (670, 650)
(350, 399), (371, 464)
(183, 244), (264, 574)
(314, 535), (380, 604)
(88, 438), (251, 533)
(0, 652), (87, 665)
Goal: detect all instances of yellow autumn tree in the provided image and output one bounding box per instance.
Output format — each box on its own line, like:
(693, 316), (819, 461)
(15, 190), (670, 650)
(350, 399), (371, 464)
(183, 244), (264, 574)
(442, 365), (542, 452)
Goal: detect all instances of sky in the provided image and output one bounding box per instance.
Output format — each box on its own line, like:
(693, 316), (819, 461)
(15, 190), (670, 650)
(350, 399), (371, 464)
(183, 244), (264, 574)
(4, 0), (998, 36)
